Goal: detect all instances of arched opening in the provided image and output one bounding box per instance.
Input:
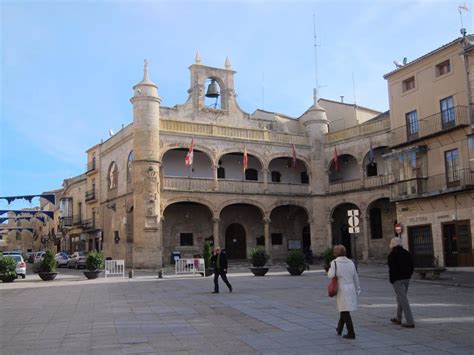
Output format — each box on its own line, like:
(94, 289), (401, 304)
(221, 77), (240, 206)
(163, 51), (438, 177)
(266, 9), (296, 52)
(329, 154), (359, 183)
(218, 152), (263, 180)
(331, 203), (359, 259)
(217, 166), (225, 179)
(367, 198), (397, 259)
(268, 157), (308, 184)
(162, 201), (213, 263)
(162, 148), (213, 178)
(225, 223), (246, 259)
(245, 168), (258, 181)
(204, 77), (222, 109)
(364, 146), (389, 177)
(271, 171), (281, 182)
(270, 205), (309, 260)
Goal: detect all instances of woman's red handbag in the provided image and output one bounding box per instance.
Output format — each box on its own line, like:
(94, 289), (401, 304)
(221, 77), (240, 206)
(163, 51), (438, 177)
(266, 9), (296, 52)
(327, 261), (338, 297)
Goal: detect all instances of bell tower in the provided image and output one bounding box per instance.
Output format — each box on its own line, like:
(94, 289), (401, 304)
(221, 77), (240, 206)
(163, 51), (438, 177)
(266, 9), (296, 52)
(130, 59), (162, 269)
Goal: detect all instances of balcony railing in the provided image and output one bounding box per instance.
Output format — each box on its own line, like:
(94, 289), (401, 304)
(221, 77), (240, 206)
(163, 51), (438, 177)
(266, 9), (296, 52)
(390, 106), (470, 147)
(85, 189), (96, 202)
(60, 217), (73, 227)
(390, 169), (474, 201)
(81, 218), (96, 230)
(86, 160), (96, 173)
(162, 177), (310, 195)
(72, 214), (82, 226)
(327, 175), (391, 194)
(328, 179), (363, 193)
(326, 117), (390, 144)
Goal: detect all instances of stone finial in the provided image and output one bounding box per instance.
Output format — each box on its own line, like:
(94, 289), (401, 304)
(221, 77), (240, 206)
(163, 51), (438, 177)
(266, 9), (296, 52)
(195, 51), (201, 64)
(225, 56), (231, 69)
(143, 58), (149, 80)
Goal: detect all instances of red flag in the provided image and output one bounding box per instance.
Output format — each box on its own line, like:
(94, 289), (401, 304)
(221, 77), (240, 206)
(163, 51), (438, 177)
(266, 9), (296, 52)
(333, 147), (340, 172)
(185, 139), (194, 166)
(291, 144), (297, 171)
(243, 146), (248, 171)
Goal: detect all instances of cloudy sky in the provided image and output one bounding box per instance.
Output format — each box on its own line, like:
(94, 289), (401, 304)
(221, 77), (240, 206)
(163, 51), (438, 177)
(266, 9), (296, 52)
(1, 0), (472, 209)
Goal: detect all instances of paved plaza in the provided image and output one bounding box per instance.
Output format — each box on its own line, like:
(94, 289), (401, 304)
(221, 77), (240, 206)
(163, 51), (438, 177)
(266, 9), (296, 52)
(1, 264), (474, 354)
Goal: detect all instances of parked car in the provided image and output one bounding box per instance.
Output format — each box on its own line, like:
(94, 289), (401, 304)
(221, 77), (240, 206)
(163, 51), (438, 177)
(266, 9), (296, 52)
(55, 253), (69, 268)
(67, 251), (87, 269)
(2, 251), (22, 256)
(34, 251), (46, 263)
(9, 254), (26, 279)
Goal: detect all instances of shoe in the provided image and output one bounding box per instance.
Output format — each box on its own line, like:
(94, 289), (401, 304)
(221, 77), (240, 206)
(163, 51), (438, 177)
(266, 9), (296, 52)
(212, 291), (219, 294)
(343, 334), (355, 339)
(336, 328), (342, 336)
(401, 324), (415, 328)
(229, 286), (233, 293)
(390, 318), (401, 325)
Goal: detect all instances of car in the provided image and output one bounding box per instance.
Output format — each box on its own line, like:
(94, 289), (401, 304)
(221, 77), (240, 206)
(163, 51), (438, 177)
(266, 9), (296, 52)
(34, 251), (46, 263)
(55, 253), (69, 268)
(8, 254), (26, 279)
(67, 251), (87, 269)
(24, 251), (34, 263)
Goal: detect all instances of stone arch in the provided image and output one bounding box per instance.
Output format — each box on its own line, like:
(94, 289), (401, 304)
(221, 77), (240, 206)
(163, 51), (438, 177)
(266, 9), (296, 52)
(267, 152), (310, 172)
(327, 152), (358, 171)
(328, 199), (362, 218)
(163, 197), (215, 216)
(217, 148), (265, 169)
(268, 200), (311, 218)
(330, 202), (361, 259)
(160, 143), (215, 163)
(217, 199), (266, 218)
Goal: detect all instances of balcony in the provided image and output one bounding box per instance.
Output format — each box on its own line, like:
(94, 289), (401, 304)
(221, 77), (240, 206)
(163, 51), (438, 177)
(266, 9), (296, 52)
(162, 177), (310, 195)
(60, 217), (73, 228)
(72, 214), (83, 226)
(390, 106), (470, 147)
(85, 160), (97, 174)
(85, 189), (96, 202)
(81, 218), (96, 230)
(390, 169), (474, 201)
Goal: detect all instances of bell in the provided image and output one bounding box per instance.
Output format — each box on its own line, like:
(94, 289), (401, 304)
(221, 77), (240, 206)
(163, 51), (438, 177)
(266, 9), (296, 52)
(205, 80), (220, 98)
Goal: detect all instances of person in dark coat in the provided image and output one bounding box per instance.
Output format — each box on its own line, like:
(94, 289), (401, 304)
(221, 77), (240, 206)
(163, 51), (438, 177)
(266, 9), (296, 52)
(388, 237), (415, 328)
(211, 247), (232, 293)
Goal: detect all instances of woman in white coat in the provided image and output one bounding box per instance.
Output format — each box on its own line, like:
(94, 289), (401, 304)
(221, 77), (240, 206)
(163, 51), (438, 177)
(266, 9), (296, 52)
(327, 245), (361, 339)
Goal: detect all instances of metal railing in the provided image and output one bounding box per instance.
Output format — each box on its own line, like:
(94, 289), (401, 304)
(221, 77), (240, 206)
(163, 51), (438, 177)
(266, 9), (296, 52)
(105, 260), (125, 278)
(390, 106), (470, 147)
(85, 189), (96, 202)
(175, 258), (205, 276)
(72, 214), (82, 226)
(390, 168), (474, 201)
(60, 217), (73, 227)
(81, 218), (96, 230)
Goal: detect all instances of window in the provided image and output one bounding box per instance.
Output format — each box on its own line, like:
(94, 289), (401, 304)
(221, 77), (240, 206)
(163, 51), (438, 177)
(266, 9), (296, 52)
(256, 235), (265, 246)
(444, 149), (460, 187)
(402, 77), (415, 92)
(180, 233), (193, 246)
(405, 110), (419, 141)
(468, 135), (474, 171)
(436, 60), (450, 77)
(127, 150), (134, 183)
(370, 208), (383, 239)
(217, 167), (225, 179)
(271, 233), (282, 245)
(300, 171), (309, 184)
(271, 171), (281, 183)
(245, 168), (258, 181)
(114, 231), (120, 243)
(440, 96), (455, 129)
(108, 162), (118, 189)
(366, 163), (378, 177)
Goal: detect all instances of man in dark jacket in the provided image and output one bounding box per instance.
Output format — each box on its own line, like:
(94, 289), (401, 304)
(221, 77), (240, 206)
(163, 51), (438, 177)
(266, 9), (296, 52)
(211, 247), (232, 293)
(388, 237), (415, 328)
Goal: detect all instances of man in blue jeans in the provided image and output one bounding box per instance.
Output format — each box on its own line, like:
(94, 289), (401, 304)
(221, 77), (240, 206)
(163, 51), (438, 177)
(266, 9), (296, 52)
(388, 237), (415, 328)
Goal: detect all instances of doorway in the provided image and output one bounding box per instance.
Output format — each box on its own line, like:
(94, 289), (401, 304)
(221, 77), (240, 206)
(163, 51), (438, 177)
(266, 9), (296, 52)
(225, 223), (246, 259)
(443, 220), (473, 267)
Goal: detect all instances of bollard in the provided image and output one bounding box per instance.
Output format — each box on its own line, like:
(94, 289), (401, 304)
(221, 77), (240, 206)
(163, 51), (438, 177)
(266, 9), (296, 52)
(129, 270), (133, 279)
(158, 270), (163, 279)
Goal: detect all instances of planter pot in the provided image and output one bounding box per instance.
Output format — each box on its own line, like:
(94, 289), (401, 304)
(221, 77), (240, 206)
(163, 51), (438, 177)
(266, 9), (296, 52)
(83, 270), (102, 279)
(38, 272), (58, 281)
(287, 267), (304, 276)
(250, 267), (269, 276)
(0, 274), (16, 283)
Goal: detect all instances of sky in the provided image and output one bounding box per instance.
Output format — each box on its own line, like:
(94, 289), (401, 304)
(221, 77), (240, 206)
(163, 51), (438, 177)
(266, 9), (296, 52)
(1, 0), (473, 210)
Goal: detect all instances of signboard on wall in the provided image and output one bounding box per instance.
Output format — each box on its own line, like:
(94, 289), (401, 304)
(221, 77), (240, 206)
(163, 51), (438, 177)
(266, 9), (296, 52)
(288, 240), (301, 250)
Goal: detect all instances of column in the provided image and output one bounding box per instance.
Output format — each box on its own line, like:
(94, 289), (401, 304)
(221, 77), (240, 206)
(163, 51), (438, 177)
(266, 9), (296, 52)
(212, 164), (218, 191)
(263, 168), (269, 192)
(263, 217), (271, 262)
(363, 212), (369, 261)
(212, 217), (220, 248)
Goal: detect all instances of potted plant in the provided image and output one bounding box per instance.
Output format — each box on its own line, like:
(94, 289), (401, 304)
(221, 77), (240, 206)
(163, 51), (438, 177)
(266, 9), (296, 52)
(0, 256), (18, 283)
(286, 250), (306, 276)
(322, 247), (336, 272)
(33, 250), (58, 281)
(250, 246), (269, 276)
(202, 241), (213, 277)
(84, 250), (104, 279)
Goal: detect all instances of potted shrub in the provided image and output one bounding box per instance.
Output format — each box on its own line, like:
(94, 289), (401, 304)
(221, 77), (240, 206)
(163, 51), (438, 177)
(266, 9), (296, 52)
(84, 250), (104, 279)
(322, 247), (336, 272)
(0, 256), (18, 283)
(33, 250), (58, 281)
(250, 246), (269, 276)
(286, 250), (306, 276)
(202, 241), (213, 277)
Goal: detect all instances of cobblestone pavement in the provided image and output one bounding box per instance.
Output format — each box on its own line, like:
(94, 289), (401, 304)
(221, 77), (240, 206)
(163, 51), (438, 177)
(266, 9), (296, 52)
(1, 265), (473, 354)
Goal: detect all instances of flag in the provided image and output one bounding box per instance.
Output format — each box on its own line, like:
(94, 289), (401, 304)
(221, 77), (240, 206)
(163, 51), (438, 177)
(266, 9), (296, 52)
(243, 146), (248, 171)
(185, 139), (194, 166)
(369, 143), (375, 166)
(291, 144), (297, 171)
(333, 147), (340, 172)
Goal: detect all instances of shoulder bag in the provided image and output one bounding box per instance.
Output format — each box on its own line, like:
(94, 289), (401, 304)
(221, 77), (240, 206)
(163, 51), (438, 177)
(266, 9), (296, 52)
(327, 261), (338, 297)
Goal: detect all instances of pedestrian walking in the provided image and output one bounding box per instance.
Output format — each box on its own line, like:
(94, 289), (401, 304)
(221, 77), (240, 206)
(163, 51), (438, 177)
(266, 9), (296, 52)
(327, 245), (361, 339)
(211, 247), (232, 293)
(388, 237), (415, 328)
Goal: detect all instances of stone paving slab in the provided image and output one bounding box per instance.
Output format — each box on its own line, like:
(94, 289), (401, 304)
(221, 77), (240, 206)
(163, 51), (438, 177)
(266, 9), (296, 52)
(1, 265), (474, 354)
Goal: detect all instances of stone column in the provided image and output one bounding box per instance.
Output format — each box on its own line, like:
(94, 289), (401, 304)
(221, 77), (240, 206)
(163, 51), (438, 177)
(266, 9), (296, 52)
(363, 212), (370, 261)
(263, 217), (271, 262)
(212, 217), (220, 248)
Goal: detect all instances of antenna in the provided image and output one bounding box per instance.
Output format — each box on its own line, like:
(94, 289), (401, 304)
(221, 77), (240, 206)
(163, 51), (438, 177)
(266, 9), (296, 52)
(313, 13), (320, 103)
(458, 3), (469, 30)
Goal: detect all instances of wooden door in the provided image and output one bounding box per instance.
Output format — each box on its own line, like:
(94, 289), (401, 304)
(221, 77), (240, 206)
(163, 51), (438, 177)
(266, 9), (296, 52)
(225, 223), (246, 259)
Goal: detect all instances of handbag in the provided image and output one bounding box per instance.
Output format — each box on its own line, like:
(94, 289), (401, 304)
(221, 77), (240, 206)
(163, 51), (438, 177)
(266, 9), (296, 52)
(327, 261), (338, 297)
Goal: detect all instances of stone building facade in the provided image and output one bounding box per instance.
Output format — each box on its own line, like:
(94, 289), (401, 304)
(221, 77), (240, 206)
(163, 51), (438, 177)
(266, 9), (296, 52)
(55, 35), (474, 269)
